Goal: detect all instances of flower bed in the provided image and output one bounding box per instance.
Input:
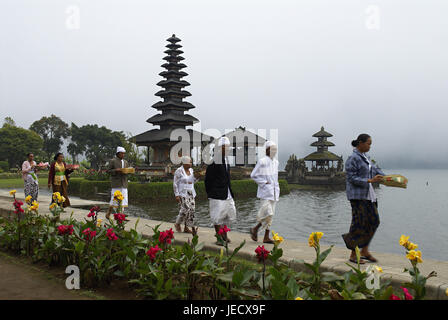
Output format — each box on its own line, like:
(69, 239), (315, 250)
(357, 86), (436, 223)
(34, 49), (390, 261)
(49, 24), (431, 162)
(0, 190), (439, 300)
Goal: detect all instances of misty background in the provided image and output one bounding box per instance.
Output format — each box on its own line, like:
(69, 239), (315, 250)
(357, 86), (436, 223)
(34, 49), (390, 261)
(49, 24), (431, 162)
(1, 0), (447, 169)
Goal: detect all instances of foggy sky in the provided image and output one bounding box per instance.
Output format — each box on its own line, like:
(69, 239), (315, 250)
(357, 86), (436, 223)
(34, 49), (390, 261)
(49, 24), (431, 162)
(1, 0), (447, 169)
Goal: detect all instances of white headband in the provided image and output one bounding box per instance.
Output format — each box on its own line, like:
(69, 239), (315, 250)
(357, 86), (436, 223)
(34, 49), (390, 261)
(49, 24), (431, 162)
(265, 141), (277, 149)
(181, 156), (191, 164)
(116, 146), (126, 153)
(217, 136), (230, 147)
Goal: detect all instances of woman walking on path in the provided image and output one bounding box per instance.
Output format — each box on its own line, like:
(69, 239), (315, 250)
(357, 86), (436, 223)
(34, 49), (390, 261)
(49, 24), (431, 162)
(48, 153), (73, 208)
(342, 134), (385, 264)
(22, 153), (39, 203)
(173, 156), (200, 234)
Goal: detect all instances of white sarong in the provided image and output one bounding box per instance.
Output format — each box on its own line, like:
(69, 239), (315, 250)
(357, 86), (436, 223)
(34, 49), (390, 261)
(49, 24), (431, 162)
(209, 198), (236, 226)
(110, 188), (128, 207)
(257, 199), (276, 231)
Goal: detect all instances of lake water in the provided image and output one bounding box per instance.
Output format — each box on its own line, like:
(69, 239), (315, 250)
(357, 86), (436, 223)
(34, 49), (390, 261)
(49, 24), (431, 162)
(126, 169), (448, 261)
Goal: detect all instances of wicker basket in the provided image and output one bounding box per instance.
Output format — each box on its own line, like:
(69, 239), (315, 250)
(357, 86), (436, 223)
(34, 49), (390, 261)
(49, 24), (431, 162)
(121, 167), (135, 174)
(379, 174), (408, 189)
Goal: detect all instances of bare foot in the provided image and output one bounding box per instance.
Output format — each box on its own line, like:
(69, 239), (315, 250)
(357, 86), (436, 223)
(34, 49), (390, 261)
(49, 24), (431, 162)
(263, 238), (274, 244)
(174, 224), (182, 232)
(183, 227), (193, 234)
(250, 227), (258, 242)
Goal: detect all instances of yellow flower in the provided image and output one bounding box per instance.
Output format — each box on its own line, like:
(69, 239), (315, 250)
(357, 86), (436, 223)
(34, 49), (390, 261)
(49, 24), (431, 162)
(406, 250), (423, 263)
(113, 190), (124, 202)
(272, 231), (284, 245)
(406, 242), (418, 251)
(29, 200), (39, 211)
(9, 190), (17, 196)
(97, 219), (102, 227)
(399, 235), (410, 247)
(308, 232), (324, 248)
(49, 203), (57, 210)
(25, 195), (32, 203)
(295, 297), (303, 300)
(52, 192), (61, 202)
(375, 266), (383, 273)
(60, 196), (66, 204)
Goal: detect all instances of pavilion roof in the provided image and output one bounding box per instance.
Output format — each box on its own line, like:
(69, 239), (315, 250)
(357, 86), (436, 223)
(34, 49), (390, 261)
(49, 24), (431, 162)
(304, 151), (341, 161)
(312, 126), (333, 138)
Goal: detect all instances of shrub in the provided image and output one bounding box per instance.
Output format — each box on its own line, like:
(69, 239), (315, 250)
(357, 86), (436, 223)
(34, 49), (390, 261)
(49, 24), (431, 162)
(0, 160), (9, 172)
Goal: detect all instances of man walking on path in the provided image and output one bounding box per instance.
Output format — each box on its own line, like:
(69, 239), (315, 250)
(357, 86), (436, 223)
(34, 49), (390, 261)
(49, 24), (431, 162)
(106, 147), (129, 219)
(204, 136), (236, 245)
(249, 141), (280, 244)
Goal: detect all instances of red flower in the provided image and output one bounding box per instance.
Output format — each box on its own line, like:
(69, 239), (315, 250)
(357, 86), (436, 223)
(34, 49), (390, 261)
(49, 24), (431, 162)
(146, 245), (162, 261)
(87, 206), (101, 218)
(13, 200), (24, 214)
(82, 228), (97, 241)
(106, 228), (118, 241)
(401, 287), (413, 300)
(57, 224), (74, 236)
(159, 228), (175, 245)
(255, 245), (270, 262)
(389, 294), (401, 300)
(113, 213), (126, 224)
(218, 225), (231, 236)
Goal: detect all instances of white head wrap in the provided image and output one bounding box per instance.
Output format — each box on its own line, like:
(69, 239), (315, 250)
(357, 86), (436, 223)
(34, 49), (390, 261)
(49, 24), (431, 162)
(116, 146), (126, 154)
(217, 136), (230, 147)
(181, 155), (191, 164)
(265, 141), (277, 149)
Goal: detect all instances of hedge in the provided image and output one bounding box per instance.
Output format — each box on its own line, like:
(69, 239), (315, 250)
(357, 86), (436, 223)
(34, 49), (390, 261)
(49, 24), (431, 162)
(67, 179), (290, 204)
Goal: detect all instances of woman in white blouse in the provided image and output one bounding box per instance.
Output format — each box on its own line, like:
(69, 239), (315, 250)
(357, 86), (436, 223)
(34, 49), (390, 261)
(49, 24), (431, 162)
(173, 156), (199, 233)
(22, 153), (39, 203)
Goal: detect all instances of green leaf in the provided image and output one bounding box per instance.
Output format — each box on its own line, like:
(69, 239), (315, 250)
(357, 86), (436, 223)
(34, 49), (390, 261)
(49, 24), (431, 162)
(321, 272), (344, 282)
(352, 292), (367, 300)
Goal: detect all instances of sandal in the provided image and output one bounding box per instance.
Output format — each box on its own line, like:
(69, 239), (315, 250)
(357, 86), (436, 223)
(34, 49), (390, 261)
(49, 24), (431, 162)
(250, 228), (258, 242)
(361, 255), (378, 263)
(349, 258), (366, 264)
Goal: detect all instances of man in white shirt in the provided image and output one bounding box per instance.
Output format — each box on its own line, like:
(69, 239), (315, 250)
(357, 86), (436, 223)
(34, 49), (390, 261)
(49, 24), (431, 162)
(249, 141), (280, 244)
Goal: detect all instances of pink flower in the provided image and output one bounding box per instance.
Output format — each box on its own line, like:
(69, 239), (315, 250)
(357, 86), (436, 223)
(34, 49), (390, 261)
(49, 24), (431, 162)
(389, 294), (401, 300)
(218, 225), (231, 236)
(146, 245), (162, 261)
(82, 228), (97, 241)
(13, 200), (24, 214)
(401, 287), (413, 300)
(113, 213), (126, 224)
(87, 206), (101, 218)
(159, 228), (175, 245)
(255, 245), (270, 262)
(57, 225), (74, 236)
(106, 228), (118, 241)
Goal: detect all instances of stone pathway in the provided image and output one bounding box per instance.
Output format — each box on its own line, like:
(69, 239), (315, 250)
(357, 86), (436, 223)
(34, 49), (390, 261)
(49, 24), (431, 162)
(1, 190), (447, 299)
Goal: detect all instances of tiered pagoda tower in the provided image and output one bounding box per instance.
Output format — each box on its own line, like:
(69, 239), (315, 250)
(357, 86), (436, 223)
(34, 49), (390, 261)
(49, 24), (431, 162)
(304, 126), (342, 171)
(134, 35), (212, 167)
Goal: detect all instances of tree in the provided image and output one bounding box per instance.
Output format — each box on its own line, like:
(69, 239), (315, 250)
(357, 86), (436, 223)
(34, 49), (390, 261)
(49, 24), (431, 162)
(29, 114), (69, 161)
(121, 132), (145, 166)
(2, 117), (16, 127)
(0, 125), (43, 168)
(67, 123), (86, 163)
(69, 124), (126, 169)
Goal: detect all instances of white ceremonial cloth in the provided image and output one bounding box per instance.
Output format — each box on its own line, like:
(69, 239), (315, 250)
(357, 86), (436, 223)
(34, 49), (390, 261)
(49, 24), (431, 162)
(250, 156), (280, 201)
(209, 198), (236, 226)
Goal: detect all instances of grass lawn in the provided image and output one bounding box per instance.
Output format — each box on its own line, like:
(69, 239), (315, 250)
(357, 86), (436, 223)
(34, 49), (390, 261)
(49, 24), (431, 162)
(0, 178), (25, 189)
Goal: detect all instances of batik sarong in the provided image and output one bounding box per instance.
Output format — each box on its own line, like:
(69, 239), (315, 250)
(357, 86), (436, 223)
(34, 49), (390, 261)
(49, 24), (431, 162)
(342, 200), (379, 250)
(175, 190), (196, 227)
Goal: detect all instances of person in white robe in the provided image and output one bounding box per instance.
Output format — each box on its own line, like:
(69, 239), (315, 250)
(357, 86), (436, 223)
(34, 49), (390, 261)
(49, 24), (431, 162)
(174, 156), (199, 234)
(205, 136), (237, 245)
(249, 141), (280, 243)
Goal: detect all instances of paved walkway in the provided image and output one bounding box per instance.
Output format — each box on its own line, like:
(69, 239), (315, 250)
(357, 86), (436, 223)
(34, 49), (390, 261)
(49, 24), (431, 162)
(1, 190), (447, 299)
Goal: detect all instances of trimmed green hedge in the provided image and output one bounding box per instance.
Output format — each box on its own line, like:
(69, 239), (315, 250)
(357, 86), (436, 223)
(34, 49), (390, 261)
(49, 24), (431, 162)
(67, 178), (290, 203)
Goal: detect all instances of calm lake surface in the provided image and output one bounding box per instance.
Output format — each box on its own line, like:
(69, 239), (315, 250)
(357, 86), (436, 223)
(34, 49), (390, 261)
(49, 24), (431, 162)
(126, 169), (447, 261)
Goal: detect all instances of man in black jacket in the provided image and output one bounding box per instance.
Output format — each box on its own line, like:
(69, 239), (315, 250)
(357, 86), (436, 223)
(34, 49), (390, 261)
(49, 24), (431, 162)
(205, 136), (236, 244)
